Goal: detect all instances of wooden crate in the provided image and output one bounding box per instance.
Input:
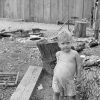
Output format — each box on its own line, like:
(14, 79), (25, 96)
(0, 72), (19, 86)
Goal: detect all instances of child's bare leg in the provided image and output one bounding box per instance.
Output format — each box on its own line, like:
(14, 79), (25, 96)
(53, 92), (60, 100)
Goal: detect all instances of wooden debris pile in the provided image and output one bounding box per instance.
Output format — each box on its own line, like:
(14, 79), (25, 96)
(71, 37), (100, 53)
(89, 38), (99, 47)
(71, 42), (85, 52)
(76, 55), (100, 100)
(82, 55), (100, 69)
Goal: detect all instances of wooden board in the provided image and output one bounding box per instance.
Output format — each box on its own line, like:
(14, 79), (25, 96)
(75, 0), (83, 18)
(10, 66), (43, 100)
(73, 0), (77, 17)
(13, 0), (18, 18)
(0, 0), (3, 17)
(38, 0), (43, 23)
(51, 0), (58, 23)
(62, 0), (68, 22)
(69, 0), (75, 18)
(21, 0), (25, 19)
(34, 0), (38, 22)
(84, 0), (92, 19)
(24, 0), (29, 19)
(0, 72), (19, 86)
(44, 0), (50, 23)
(29, 0), (35, 19)
(58, 0), (63, 21)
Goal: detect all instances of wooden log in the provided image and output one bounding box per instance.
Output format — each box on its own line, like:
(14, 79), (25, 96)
(37, 39), (60, 62)
(74, 21), (87, 37)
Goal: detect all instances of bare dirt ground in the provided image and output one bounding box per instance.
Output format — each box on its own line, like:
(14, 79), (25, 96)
(0, 20), (64, 100)
(0, 37), (43, 100)
(0, 20), (100, 100)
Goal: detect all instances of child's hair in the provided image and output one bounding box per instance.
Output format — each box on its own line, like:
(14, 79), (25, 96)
(57, 31), (72, 43)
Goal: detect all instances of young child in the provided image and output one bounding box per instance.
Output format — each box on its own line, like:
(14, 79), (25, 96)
(52, 31), (81, 100)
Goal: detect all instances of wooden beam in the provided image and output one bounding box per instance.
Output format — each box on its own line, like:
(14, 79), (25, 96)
(10, 66), (43, 100)
(44, 0), (50, 23)
(58, 0), (63, 21)
(51, 0), (58, 23)
(94, 0), (100, 40)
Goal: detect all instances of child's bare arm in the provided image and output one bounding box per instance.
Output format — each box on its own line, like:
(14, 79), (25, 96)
(56, 51), (60, 61)
(75, 52), (81, 78)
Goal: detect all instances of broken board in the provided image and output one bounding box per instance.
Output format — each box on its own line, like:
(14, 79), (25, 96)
(0, 72), (19, 86)
(10, 66), (43, 100)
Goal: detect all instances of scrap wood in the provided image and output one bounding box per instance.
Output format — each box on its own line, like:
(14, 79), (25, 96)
(82, 55), (100, 68)
(71, 42), (85, 52)
(89, 39), (99, 47)
(0, 29), (32, 35)
(0, 72), (19, 86)
(73, 37), (99, 48)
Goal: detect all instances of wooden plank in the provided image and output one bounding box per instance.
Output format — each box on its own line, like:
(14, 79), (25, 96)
(50, 0), (58, 23)
(20, 66), (42, 100)
(0, 0), (1, 17)
(43, 0), (50, 23)
(21, 0), (25, 19)
(94, 0), (100, 40)
(10, 66), (43, 100)
(58, 0), (63, 21)
(29, 0), (35, 19)
(2, 0), (7, 18)
(14, 0), (18, 18)
(17, 0), (22, 19)
(24, 0), (29, 19)
(38, 0), (44, 23)
(62, 0), (68, 22)
(34, 0), (38, 22)
(69, 0), (75, 18)
(74, 0), (78, 17)
(83, 0), (92, 19)
(0, 0), (4, 17)
(75, 0), (83, 18)
(9, 0), (14, 18)
(10, 0), (17, 19)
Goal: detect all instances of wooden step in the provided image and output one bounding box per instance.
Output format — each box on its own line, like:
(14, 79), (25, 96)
(10, 66), (43, 100)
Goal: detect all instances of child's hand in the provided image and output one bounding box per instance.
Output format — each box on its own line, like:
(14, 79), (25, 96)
(74, 76), (77, 81)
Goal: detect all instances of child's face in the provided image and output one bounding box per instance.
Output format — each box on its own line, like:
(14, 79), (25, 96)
(58, 41), (71, 52)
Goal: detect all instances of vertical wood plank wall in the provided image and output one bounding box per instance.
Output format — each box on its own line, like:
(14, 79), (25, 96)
(0, 0), (93, 23)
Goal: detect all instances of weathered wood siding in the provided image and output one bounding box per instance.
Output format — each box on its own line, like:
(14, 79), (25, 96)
(0, 0), (94, 23)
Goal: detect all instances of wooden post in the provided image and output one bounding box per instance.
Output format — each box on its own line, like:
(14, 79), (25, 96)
(94, 0), (100, 40)
(74, 21), (87, 38)
(90, 0), (95, 28)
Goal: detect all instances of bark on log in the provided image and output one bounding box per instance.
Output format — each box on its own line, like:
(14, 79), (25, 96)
(74, 21), (87, 38)
(37, 39), (60, 62)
